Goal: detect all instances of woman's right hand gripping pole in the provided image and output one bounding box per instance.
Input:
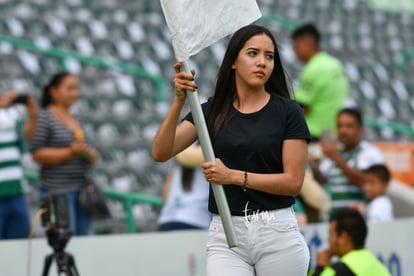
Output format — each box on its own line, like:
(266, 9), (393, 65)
(152, 62), (199, 163)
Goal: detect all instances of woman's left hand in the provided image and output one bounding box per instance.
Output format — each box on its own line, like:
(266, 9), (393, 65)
(202, 158), (231, 184)
(82, 144), (98, 165)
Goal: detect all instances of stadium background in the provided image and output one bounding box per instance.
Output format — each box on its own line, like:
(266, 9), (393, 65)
(0, 0), (413, 274)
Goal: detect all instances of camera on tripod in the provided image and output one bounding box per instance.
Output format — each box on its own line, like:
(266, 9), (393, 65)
(40, 193), (80, 276)
(41, 193), (71, 230)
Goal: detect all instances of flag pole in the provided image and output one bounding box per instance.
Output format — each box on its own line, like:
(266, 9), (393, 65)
(182, 60), (238, 248)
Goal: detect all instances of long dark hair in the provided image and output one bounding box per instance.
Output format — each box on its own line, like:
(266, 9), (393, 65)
(181, 167), (194, 192)
(206, 25), (291, 140)
(41, 72), (73, 108)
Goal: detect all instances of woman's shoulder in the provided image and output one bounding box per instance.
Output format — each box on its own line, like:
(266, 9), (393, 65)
(201, 97), (212, 108)
(39, 108), (51, 116)
(38, 108), (53, 122)
(269, 94), (303, 111)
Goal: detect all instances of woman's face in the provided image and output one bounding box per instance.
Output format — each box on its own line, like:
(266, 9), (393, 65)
(51, 75), (79, 108)
(232, 33), (275, 90)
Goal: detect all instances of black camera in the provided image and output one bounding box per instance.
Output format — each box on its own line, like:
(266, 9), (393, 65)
(41, 193), (71, 230)
(40, 193), (79, 275)
(11, 94), (29, 105)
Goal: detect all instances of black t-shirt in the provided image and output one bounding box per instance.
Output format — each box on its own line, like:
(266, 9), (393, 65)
(184, 94), (310, 215)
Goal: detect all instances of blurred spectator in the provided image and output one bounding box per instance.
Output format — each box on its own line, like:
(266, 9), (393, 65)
(291, 23), (349, 141)
(316, 108), (384, 214)
(357, 164), (394, 223)
(291, 23), (349, 223)
(158, 144), (211, 231)
(310, 208), (391, 276)
(298, 168), (331, 223)
(0, 90), (38, 239)
(30, 72), (98, 236)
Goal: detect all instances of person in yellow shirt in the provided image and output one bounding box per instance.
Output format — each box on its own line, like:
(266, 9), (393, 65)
(310, 208), (391, 276)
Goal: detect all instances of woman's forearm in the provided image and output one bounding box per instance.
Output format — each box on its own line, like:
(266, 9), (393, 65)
(32, 147), (74, 166)
(23, 95), (39, 142)
(244, 140), (307, 196)
(229, 169), (305, 196)
(23, 115), (37, 143)
(152, 97), (186, 162)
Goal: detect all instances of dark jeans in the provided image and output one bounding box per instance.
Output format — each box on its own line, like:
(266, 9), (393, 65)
(159, 221), (204, 231)
(0, 195), (30, 239)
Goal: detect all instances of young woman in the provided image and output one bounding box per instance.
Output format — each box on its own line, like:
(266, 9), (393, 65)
(30, 72), (97, 236)
(152, 25), (310, 275)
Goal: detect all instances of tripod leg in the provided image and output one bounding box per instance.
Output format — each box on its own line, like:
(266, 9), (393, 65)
(55, 252), (80, 276)
(68, 254), (80, 276)
(42, 254), (54, 276)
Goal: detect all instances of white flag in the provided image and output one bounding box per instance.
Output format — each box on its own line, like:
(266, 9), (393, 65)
(160, 0), (262, 60)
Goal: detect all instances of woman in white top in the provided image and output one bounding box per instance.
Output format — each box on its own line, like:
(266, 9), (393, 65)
(158, 145), (211, 230)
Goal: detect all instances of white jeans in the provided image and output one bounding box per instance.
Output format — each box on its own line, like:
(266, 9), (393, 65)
(206, 207), (310, 276)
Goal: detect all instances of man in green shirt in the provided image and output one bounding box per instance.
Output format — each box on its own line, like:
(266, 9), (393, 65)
(310, 208), (391, 276)
(291, 23), (349, 140)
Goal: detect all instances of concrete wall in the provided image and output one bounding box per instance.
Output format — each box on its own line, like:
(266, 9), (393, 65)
(1, 218), (413, 276)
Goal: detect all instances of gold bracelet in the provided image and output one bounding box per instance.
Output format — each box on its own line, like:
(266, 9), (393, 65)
(242, 171), (248, 191)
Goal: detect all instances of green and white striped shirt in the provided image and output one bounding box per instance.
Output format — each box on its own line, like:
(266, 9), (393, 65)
(0, 107), (25, 197)
(320, 141), (384, 213)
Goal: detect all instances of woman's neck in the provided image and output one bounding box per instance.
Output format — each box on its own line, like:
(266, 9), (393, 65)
(234, 90), (270, 113)
(48, 104), (69, 115)
(48, 104), (79, 131)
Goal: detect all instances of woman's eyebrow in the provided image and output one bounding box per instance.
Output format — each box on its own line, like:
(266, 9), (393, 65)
(246, 47), (274, 54)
